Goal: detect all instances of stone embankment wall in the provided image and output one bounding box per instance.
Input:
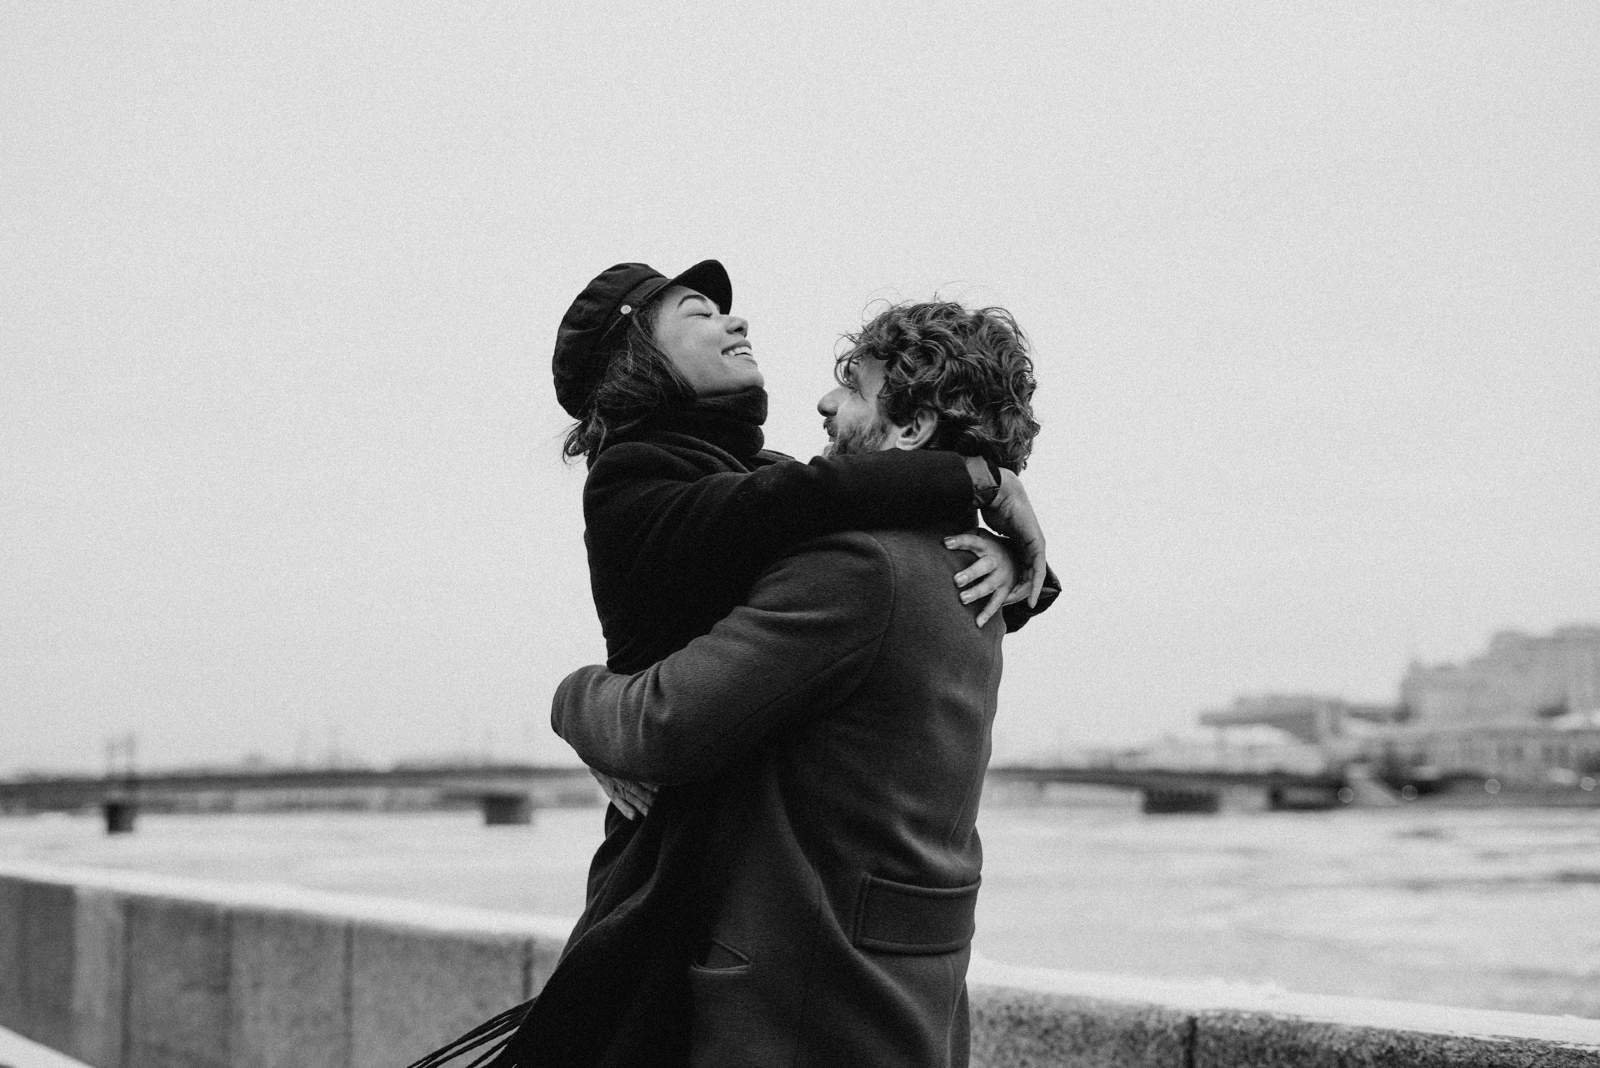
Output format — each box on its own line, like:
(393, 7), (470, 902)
(3, 863), (1599, 1067)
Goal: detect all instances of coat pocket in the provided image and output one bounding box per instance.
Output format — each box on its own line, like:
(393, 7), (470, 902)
(851, 873), (980, 955)
(691, 936), (752, 973)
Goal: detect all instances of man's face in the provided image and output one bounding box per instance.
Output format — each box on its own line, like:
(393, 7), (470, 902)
(817, 354), (893, 456)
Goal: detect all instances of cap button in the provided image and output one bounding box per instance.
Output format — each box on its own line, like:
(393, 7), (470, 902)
(619, 304), (633, 316)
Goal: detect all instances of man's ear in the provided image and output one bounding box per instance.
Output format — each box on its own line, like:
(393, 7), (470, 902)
(889, 407), (939, 451)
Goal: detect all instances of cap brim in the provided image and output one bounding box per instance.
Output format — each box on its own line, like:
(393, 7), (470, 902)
(600, 259), (734, 350)
(666, 259), (732, 314)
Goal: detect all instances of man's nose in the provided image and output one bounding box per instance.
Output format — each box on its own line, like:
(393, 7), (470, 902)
(817, 387), (842, 416)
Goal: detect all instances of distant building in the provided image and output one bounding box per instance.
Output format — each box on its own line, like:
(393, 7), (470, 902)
(1191, 627), (1600, 789)
(1400, 625), (1600, 724)
(1387, 717), (1600, 786)
(1391, 625), (1600, 786)
(1197, 693), (1402, 745)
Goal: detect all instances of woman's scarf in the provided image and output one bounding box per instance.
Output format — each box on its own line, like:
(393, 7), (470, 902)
(629, 386), (768, 460)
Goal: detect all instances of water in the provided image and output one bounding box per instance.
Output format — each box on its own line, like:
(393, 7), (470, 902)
(3, 795), (1597, 1019)
(976, 794), (1600, 1018)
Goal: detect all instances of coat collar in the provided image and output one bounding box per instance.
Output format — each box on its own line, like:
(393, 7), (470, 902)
(626, 387), (768, 460)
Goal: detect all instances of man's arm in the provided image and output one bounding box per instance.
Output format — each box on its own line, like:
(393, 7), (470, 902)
(553, 534), (894, 785)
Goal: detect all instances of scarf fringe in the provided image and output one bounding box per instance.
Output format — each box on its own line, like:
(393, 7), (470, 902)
(403, 998), (532, 1068)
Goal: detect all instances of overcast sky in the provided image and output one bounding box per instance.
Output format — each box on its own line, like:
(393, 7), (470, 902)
(4, 3), (1597, 776)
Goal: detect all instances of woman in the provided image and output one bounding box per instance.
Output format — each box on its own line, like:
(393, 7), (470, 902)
(411, 260), (1049, 1067)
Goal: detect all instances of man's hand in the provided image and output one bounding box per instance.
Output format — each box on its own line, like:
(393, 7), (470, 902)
(979, 468), (1047, 608)
(589, 768), (657, 820)
(945, 528), (1026, 628)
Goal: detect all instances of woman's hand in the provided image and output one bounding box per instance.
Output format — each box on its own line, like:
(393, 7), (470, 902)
(589, 768), (658, 820)
(945, 528), (1028, 628)
(979, 468), (1047, 608)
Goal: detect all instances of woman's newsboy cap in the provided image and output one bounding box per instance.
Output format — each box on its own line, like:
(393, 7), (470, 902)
(552, 259), (732, 417)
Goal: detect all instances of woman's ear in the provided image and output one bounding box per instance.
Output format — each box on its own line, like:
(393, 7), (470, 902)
(890, 407), (939, 451)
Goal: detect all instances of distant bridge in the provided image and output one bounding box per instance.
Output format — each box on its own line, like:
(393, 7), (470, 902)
(0, 764), (597, 827)
(0, 761), (1354, 827)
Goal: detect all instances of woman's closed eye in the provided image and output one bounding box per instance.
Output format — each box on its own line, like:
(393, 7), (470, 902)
(678, 294), (717, 318)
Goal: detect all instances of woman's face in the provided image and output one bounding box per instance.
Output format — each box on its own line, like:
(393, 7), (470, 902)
(650, 285), (761, 396)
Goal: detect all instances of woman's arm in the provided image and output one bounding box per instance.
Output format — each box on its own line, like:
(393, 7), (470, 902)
(945, 529), (1062, 631)
(586, 443), (1042, 601)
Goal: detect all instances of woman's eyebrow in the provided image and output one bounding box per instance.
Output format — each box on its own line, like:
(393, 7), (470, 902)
(677, 292), (715, 311)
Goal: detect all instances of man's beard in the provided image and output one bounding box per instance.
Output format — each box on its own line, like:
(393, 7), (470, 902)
(825, 418), (890, 457)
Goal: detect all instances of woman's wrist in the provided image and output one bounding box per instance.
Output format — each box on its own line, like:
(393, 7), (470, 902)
(964, 454), (1001, 509)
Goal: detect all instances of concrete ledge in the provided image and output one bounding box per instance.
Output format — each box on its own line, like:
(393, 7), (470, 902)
(18, 879), (75, 1054)
(125, 893), (233, 1067)
(1193, 1009), (1600, 1068)
(349, 921), (531, 1068)
(968, 960), (1600, 1067)
(0, 879), (20, 1029)
(969, 982), (1192, 1066)
(231, 909), (348, 1068)
(4, 862), (1599, 1067)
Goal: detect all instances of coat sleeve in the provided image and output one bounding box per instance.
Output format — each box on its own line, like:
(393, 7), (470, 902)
(553, 535), (893, 785)
(585, 445), (977, 588)
(1002, 564), (1062, 633)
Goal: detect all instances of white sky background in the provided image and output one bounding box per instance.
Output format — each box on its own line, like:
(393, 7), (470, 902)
(3, 3), (1597, 775)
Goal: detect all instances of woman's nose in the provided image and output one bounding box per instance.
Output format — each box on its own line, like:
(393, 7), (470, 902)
(726, 315), (748, 336)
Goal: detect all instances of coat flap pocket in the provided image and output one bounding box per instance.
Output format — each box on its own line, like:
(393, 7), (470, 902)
(853, 873), (979, 955)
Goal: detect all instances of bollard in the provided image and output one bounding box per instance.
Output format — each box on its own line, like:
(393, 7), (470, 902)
(103, 799), (138, 834)
(479, 792), (535, 826)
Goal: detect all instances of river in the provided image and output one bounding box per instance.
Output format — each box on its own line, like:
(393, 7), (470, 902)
(3, 792), (1596, 1019)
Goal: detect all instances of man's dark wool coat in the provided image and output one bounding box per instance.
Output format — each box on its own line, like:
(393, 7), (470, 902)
(555, 515), (1009, 1066)
(486, 390), (990, 1066)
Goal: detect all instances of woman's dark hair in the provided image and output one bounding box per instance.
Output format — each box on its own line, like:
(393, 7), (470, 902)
(561, 297), (691, 462)
(837, 300), (1040, 472)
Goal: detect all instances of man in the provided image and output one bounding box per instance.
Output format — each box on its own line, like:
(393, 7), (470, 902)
(551, 299), (1047, 1067)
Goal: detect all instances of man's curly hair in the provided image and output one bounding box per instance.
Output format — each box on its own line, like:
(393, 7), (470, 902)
(837, 300), (1040, 471)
